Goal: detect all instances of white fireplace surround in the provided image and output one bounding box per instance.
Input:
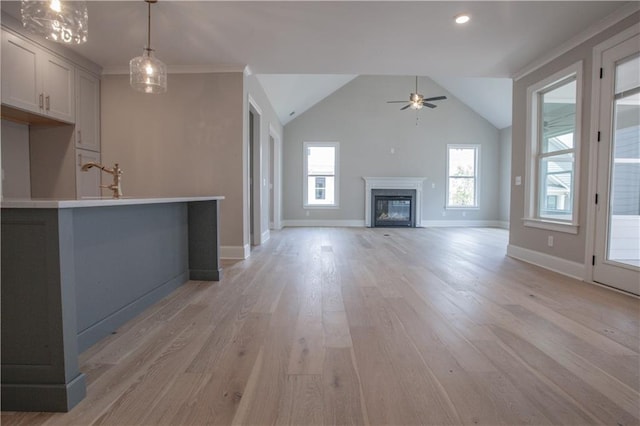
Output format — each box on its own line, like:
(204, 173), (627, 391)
(363, 177), (426, 227)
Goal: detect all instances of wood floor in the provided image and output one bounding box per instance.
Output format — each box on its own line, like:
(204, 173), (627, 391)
(3, 227), (639, 426)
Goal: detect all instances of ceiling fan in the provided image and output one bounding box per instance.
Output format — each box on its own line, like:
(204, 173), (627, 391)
(387, 76), (447, 110)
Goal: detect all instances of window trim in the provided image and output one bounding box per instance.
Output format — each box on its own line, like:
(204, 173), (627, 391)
(524, 61), (583, 234)
(446, 144), (480, 209)
(303, 141), (340, 209)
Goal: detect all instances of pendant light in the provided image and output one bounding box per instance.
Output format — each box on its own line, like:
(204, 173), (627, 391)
(130, 0), (167, 94)
(21, 0), (88, 44)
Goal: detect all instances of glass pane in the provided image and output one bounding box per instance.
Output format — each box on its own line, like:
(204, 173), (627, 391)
(308, 146), (335, 175)
(307, 176), (335, 205)
(608, 83), (640, 267)
(615, 54), (640, 95)
(449, 148), (475, 177)
(448, 177), (475, 206)
(538, 153), (574, 220)
(541, 79), (576, 152)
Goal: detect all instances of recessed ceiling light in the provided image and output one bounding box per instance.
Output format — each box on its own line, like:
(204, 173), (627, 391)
(455, 13), (471, 24)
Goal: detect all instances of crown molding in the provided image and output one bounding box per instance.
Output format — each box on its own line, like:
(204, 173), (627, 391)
(101, 63), (247, 76)
(513, 2), (640, 81)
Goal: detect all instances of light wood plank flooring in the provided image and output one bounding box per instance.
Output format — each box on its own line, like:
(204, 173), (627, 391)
(3, 227), (639, 425)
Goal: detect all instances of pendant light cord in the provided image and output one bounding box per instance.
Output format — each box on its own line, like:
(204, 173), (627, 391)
(147, 0), (152, 51)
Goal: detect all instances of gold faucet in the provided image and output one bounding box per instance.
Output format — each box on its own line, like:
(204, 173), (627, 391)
(81, 162), (123, 199)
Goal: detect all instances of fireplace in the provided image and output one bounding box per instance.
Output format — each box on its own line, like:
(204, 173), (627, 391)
(372, 189), (416, 227)
(363, 177), (425, 227)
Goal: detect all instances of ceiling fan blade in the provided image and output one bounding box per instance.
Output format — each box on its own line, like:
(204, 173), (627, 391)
(423, 102), (437, 109)
(400, 104), (411, 110)
(423, 96), (447, 102)
(387, 101), (407, 103)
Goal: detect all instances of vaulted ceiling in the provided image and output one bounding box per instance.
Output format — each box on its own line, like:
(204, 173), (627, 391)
(2, 1), (634, 129)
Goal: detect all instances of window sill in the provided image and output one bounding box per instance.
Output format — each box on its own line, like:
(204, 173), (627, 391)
(523, 218), (578, 234)
(304, 205), (340, 210)
(446, 206), (480, 210)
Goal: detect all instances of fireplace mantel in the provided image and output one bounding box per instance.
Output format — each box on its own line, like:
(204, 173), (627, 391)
(363, 177), (426, 227)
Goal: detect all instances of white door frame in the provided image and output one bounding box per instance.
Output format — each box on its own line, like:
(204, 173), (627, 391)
(585, 23), (640, 293)
(248, 94), (263, 247)
(269, 123), (283, 230)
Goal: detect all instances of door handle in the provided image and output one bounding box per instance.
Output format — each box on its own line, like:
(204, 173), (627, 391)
(45, 95), (50, 111)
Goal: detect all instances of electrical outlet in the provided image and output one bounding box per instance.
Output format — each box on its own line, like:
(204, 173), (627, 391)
(547, 235), (554, 247)
(515, 176), (522, 186)
(432, 183), (436, 189)
(442, 211), (446, 216)
(462, 211), (466, 217)
(306, 211), (310, 217)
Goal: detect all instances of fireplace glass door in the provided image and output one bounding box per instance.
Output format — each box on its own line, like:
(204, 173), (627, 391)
(375, 196), (412, 227)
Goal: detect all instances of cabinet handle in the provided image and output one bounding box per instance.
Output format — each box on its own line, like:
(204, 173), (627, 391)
(78, 154), (83, 167)
(77, 130), (82, 143)
(45, 95), (50, 111)
(39, 93), (44, 109)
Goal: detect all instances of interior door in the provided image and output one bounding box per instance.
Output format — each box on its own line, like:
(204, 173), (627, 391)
(593, 33), (640, 295)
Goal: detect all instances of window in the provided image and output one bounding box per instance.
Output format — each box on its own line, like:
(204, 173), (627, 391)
(446, 145), (479, 208)
(303, 142), (339, 207)
(525, 61), (582, 234)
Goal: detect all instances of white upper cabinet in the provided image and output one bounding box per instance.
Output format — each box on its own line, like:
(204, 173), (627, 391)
(76, 70), (100, 152)
(1, 30), (75, 123)
(2, 31), (40, 113)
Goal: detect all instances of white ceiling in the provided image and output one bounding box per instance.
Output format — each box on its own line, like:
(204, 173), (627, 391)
(1, 1), (633, 129)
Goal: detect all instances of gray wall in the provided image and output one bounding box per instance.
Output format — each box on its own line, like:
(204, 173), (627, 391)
(283, 75), (500, 224)
(101, 73), (245, 248)
(1, 119), (30, 198)
(509, 12), (640, 263)
(101, 71), (282, 253)
(499, 126), (512, 224)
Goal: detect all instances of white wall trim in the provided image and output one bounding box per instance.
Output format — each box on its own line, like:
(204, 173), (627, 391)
(102, 64), (246, 75)
(221, 244), (251, 260)
(421, 220), (506, 228)
(497, 221), (510, 229)
(507, 244), (585, 281)
(283, 220), (365, 228)
(513, 2), (640, 80)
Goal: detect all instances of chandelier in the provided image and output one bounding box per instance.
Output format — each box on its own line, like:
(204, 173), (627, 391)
(21, 0), (88, 44)
(129, 0), (167, 94)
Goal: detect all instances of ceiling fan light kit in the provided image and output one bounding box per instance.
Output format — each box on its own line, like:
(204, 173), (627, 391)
(387, 76), (447, 112)
(130, 0), (167, 94)
(21, 0), (88, 44)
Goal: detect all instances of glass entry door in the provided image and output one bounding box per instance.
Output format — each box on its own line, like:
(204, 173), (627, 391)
(593, 32), (640, 295)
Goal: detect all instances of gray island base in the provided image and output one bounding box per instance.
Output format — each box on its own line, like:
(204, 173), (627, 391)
(1, 196), (224, 412)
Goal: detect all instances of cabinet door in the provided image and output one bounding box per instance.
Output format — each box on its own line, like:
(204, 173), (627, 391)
(42, 52), (75, 123)
(76, 70), (100, 152)
(76, 149), (101, 198)
(1, 31), (41, 114)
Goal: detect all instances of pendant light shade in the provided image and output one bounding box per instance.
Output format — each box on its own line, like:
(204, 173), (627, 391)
(130, 0), (167, 94)
(21, 0), (88, 44)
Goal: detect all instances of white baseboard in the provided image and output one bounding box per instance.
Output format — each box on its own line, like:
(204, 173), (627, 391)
(221, 244), (251, 260)
(497, 221), (510, 229)
(421, 220), (505, 228)
(282, 220), (365, 227)
(506, 244), (585, 280)
(261, 230), (270, 244)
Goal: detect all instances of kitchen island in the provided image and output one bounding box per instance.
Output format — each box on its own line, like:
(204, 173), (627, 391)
(1, 196), (224, 412)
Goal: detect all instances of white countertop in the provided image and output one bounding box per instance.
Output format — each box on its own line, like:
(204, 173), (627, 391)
(1, 196), (224, 209)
